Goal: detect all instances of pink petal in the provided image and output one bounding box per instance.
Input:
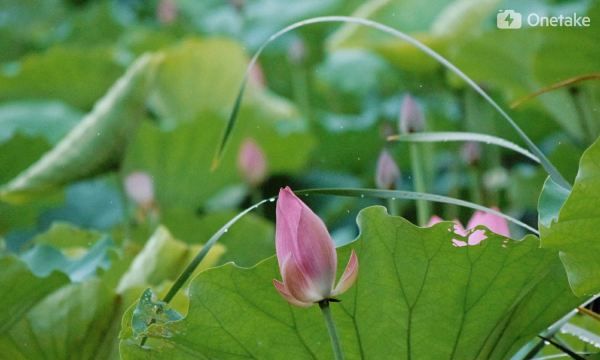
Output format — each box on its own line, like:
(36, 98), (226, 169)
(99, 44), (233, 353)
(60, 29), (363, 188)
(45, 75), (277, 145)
(453, 221), (468, 237)
(281, 256), (323, 303)
(427, 215), (444, 227)
(467, 230), (487, 245)
(275, 187), (337, 295)
(332, 250), (359, 296)
(273, 280), (312, 307)
(238, 138), (267, 186)
(467, 209), (510, 236)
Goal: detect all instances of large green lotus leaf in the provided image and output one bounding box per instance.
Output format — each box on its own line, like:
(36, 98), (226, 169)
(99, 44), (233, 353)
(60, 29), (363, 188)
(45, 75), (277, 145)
(327, 0), (500, 72)
(0, 54), (160, 203)
(0, 279), (122, 360)
(0, 256), (68, 334)
(540, 136), (600, 295)
(0, 46), (122, 110)
(120, 206), (579, 359)
(148, 38), (247, 125)
(147, 37), (299, 127)
(123, 106), (314, 209)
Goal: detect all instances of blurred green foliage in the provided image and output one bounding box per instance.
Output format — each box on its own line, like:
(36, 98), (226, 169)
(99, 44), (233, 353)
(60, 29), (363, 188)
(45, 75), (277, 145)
(0, 0), (598, 358)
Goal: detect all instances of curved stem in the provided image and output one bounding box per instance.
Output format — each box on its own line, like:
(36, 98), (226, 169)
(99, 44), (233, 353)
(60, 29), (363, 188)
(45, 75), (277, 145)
(162, 198), (270, 303)
(297, 188), (539, 235)
(319, 300), (344, 360)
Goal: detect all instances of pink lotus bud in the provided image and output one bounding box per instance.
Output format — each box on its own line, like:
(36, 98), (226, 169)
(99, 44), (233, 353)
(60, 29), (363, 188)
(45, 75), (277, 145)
(237, 138), (268, 187)
(461, 142), (481, 166)
(428, 209), (509, 246)
(399, 94), (425, 134)
(273, 187), (358, 307)
(288, 38), (307, 65)
(157, 0), (177, 25)
(124, 171), (155, 207)
(375, 150), (401, 190)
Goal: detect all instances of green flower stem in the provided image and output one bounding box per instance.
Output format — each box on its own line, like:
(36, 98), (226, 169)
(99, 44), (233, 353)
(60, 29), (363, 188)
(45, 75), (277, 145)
(387, 197), (401, 216)
(251, 188), (264, 216)
(467, 167), (482, 205)
(319, 300), (344, 360)
(291, 65), (311, 123)
(571, 87), (598, 144)
(409, 143), (430, 226)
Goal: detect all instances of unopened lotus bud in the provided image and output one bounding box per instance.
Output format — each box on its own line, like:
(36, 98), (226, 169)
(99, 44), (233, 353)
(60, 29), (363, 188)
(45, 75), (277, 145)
(124, 171), (155, 208)
(461, 142), (481, 166)
(238, 138), (268, 187)
(399, 94), (425, 134)
(375, 150), (401, 190)
(157, 0), (177, 24)
(273, 187), (358, 307)
(288, 38), (307, 65)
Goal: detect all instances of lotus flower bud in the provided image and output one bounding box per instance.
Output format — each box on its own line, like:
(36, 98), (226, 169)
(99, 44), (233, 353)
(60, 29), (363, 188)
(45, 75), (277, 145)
(157, 0), (177, 24)
(461, 142), (481, 167)
(399, 94), (425, 134)
(273, 187), (358, 307)
(375, 150), (401, 190)
(124, 171), (155, 208)
(288, 38), (307, 65)
(237, 138), (268, 187)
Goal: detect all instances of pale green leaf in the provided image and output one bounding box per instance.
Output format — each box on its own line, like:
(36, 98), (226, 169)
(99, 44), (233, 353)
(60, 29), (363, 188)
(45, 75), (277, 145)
(541, 136), (600, 295)
(0, 54), (160, 203)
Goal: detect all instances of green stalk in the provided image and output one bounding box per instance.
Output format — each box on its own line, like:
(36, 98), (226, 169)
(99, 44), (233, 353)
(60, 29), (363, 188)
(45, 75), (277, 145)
(291, 64), (311, 123)
(571, 87), (598, 144)
(319, 300), (344, 360)
(468, 167), (482, 205)
(387, 197), (401, 216)
(409, 143), (430, 226)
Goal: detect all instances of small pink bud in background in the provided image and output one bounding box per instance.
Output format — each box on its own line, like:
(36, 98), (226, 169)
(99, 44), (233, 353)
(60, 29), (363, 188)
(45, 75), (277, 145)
(248, 63), (266, 90)
(156, 0), (177, 25)
(288, 38), (307, 65)
(124, 171), (155, 208)
(399, 94), (425, 134)
(273, 187), (358, 307)
(428, 208), (510, 246)
(461, 142), (481, 166)
(375, 150), (401, 190)
(237, 138), (268, 187)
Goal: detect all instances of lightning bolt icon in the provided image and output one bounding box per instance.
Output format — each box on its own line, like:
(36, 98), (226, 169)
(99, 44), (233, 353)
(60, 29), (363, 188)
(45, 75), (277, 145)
(504, 12), (514, 27)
